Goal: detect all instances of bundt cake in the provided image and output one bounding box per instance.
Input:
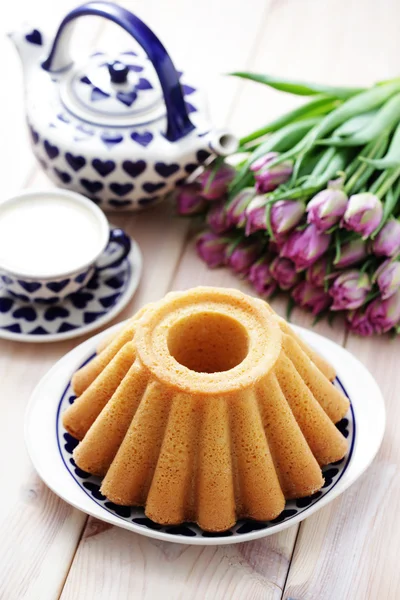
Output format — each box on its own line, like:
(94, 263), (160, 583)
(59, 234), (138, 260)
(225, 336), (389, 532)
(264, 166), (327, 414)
(63, 287), (349, 532)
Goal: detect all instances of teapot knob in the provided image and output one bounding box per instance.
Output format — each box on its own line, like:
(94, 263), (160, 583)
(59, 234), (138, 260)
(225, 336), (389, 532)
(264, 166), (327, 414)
(108, 61), (129, 84)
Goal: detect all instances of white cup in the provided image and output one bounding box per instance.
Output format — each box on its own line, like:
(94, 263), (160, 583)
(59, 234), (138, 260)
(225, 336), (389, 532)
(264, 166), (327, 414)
(0, 189), (131, 302)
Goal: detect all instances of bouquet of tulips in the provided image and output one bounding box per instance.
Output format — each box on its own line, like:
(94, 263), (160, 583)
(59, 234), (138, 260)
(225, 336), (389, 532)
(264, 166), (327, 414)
(176, 73), (400, 336)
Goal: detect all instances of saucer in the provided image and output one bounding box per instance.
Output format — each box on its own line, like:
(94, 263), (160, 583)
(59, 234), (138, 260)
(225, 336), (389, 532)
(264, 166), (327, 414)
(24, 324), (385, 545)
(0, 235), (142, 343)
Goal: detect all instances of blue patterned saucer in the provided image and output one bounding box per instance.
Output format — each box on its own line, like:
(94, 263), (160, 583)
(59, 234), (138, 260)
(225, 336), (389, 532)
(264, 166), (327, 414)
(0, 235), (141, 342)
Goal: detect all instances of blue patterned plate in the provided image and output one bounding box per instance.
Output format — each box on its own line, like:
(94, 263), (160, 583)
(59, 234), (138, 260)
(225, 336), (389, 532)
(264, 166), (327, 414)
(25, 325), (385, 545)
(0, 234), (141, 342)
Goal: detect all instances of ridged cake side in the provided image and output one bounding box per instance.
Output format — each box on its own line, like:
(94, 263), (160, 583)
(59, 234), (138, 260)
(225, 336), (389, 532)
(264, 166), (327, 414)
(63, 287), (349, 532)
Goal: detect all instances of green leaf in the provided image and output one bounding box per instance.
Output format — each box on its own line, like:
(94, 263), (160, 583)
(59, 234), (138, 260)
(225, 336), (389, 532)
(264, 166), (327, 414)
(239, 96), (339, 145)
(265, 82), (400, 170)
(229, 72), (364, 99)
(362, 121), (400, 169)
(316, 93), (400, 148)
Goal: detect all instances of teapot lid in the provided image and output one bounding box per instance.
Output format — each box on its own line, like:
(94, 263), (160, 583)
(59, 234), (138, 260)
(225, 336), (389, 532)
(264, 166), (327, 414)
(60, 51), (165, 127)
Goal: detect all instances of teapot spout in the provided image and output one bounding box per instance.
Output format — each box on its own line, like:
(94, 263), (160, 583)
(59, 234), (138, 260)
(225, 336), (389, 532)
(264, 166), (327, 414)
(8, 27), (45, 75)
(207, 130), (238, 157)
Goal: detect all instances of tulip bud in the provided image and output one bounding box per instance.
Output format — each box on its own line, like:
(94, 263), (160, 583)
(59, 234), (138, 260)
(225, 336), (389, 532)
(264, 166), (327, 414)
(329, 270), (371, 311)
(306, 256), (329, 288)
(342, 193), (383, 239)
(270, 200), (305, 238)
(281, 224), (330, 271)
(206, 200), (229, 234)
(366, 288), (400, 333)
(198, 163), (236, 200)
(248, 257), (277, 297)
(245, 196), (267, 236)
(291, 281), (332, 315)
(372, 219), (400, 257)
(334, 238), (368, 268)
(346, 310), (375, 336)
(226, 188), (256, 229)
(196, 232), (230, 268)
(375, 259), (400, 300)
(250, 152), (293, 193)
(270, 256), (300, 290)
(250, 152), (279, 171)
(176, 184), (208, 216)
(228, 240), (262, 275)
(306, 188), (348, 232)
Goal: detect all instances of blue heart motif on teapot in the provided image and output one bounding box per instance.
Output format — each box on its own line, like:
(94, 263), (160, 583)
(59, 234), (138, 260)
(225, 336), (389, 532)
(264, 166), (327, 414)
(11, 2), (237, 212)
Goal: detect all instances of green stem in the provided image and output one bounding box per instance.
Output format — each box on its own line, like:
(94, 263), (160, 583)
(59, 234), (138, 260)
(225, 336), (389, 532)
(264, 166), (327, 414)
(239, 96), (338, 145)
(375, 165), (400, 199)
(344, 134), (388, 194)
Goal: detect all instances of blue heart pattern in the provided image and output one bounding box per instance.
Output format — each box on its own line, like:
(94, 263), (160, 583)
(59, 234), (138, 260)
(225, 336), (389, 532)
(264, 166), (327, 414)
(44, 140), (59, 159)
(155, 162), (180, 178)
(92, 159), (115, 177)
(130, 131), (153, 147)
(0, 256), (130, 337)
(66, 153), (86, 172)
(31, 76), (200, 208)
(54, 168), (71, 184)
(56, 377), (354, 538)
(25, 29), (42, 45)
(109, 182), (134, 197)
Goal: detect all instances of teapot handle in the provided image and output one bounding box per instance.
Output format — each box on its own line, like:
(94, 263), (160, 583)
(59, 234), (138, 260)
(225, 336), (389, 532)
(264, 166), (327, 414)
(41, 1), (195, 142)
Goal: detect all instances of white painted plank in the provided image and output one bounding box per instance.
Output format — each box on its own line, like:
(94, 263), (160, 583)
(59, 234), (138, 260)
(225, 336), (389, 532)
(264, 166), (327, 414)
(284, 333), (400, 600)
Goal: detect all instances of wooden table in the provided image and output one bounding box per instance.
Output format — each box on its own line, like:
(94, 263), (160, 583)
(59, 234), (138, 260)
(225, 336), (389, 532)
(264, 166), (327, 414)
(1, 1), (399, 598)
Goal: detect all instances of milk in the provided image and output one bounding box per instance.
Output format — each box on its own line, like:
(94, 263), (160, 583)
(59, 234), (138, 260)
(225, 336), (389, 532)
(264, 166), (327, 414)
(0, 194), (104, 277)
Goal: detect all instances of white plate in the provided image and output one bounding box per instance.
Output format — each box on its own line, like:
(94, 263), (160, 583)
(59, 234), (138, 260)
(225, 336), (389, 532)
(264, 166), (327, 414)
(0, 237), (142, 343)
(24, 324), (385, 545)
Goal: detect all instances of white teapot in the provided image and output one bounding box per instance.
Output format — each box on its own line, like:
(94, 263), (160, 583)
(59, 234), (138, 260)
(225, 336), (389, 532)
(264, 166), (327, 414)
(10, 1), (237, 211)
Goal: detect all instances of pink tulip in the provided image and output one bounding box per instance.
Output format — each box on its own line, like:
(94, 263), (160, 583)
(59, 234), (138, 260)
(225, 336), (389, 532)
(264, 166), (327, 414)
(292, 281), (332, 315)
(226, 188), (256, 228)
(250, 152), (279, 171)
(329, 270), (371, 311)
(334, 238), (368, 268)
(248, 257), (277, 297)
(228, 240), (262, 275)
(196, 232), (229, 268)
(342, 193), (383, 239)
(366, 289), (400, 333)
(375, 259), (400, 300)
(270, 256), (300, 290)
(198, 163), (236, 200)
(250, 152), (293, 193)
(346, 310), (375, 336)
(270, 200), (305, 238)
(281, 224), (331, 271)
(176, 184), (208, 216)
(306, 188), (348, 232)
(372, 219), (400, 257)
(306, 256), (329, 288)
(245, 197), (267, 236)
(206, 200), (229, 234)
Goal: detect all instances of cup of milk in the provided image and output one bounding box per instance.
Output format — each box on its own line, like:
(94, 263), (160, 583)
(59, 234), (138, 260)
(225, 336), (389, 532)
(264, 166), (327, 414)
(0, 189), (131, 302)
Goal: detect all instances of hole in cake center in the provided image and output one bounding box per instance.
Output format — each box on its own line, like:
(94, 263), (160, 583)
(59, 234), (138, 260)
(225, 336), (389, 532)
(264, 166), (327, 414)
(167, 311), (249, 373)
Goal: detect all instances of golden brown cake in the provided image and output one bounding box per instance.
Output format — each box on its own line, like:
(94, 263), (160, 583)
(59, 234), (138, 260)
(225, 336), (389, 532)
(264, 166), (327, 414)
(63, 287), (349, 532)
